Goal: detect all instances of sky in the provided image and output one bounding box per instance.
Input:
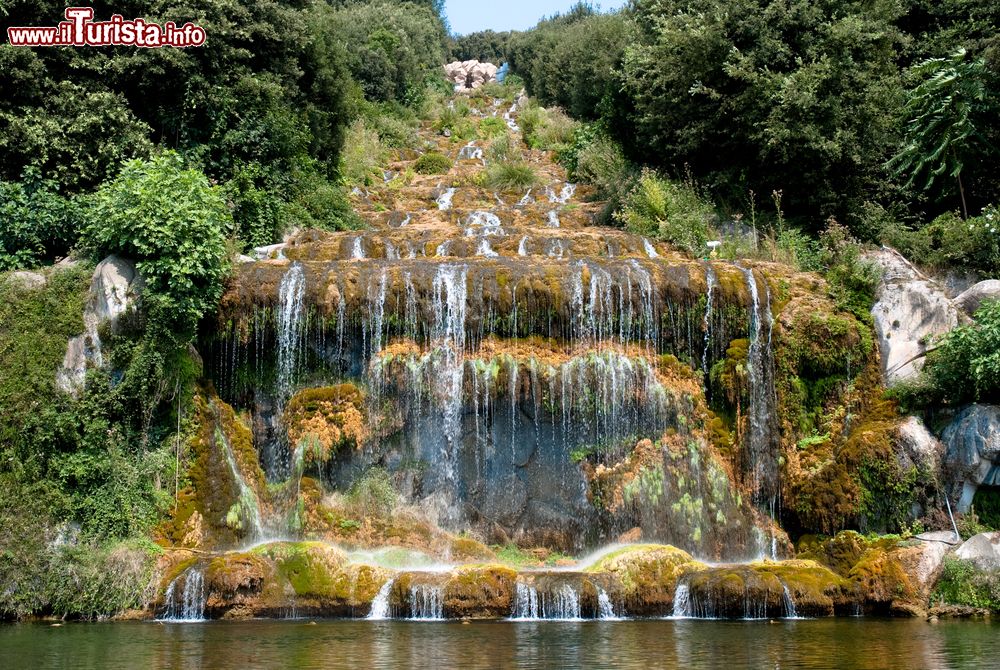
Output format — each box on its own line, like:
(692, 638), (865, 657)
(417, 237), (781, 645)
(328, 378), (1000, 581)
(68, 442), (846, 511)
(444, 0), (629, 36)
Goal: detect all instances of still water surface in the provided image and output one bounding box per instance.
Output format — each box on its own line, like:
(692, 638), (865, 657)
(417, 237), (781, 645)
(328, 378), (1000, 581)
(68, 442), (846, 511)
(3, 618), (998, 669)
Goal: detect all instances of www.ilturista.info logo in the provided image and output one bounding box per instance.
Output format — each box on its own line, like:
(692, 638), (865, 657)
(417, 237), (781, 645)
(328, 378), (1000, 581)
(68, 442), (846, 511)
(7, 7), (206, 48)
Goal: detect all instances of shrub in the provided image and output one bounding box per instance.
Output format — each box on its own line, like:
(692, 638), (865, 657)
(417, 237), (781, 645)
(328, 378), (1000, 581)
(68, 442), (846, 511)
(933, 556), (1000, 611)
(224, 163), (284, 250)
(414, 151), (452, 175)
(520, 106), (577, 151)
(0, 170), (84, 270)
(347, 468), (397, 517)
(479, 116), (508, 139)
(82, 152), (231, 338)
(570, 131), (633, 215)
(885, 206), (1000, 277)
(614, 168), (716, 256)
(340, 118), (387, 187)
(482, 162), (538, 191)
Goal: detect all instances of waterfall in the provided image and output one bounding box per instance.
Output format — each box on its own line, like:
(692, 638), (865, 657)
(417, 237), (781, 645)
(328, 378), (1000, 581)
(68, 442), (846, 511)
(702, 263), (716, 380)
(409, 584), (444, 620)
(512, 582), (540, 620)
(671, 582), (691, 618)
(216, 426), (263, 539)
(643, 238), (659, 258)
(368, 577), (395, 620)
(517, 189), (533, 206)
(459, 142), (483, 161)
(436, 187), (456, 211)
(740, 265), (777, 501)
(518, 236), (529, 256)
(547, 210), (560, 228)
(549, 584), (582, 620)
(350, 237), (365, 259)
(161, 567), (206, 621)
(547, 183), (575, 204)
(276, 262), (305, 405)
(465, 211), (503, 236)
(596, 588), (621, 620)
(476, 239), (499, 258)
(782, 583), (798, 618)
(432, 265), (468, 480)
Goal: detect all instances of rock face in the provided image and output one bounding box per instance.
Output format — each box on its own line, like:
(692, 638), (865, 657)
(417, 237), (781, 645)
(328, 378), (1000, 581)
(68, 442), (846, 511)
(941, 404), (1000, 511)
(954, 280), (1000, 315)
(9, 270), (47, 289)
(955, 532), (1000, 569)
(444, 60), (498, 91)
(56, 255), (141, 394)
(868, 247), (961, 385)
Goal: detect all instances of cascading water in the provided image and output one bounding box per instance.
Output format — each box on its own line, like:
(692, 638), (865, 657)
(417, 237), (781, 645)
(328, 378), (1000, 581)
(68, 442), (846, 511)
(547, 210), (560, 228)
(272, 261), (306, 479)
(702, 263), (716, 380)
(409, 584), (444, 620)
(671, 582), (691, 619)
(512, 582), (540, 620)
(436, 187), (456, 211)
(782, 583), (799, 619)
(739, 265), (777, 502)
(161, 567), (206, 621)
(596, 588), (621, 620)
(368, 578), (395, 620)
(216, 424), (263, 540)
(643, 238), (659, 259)
(431, 264), (469, 482)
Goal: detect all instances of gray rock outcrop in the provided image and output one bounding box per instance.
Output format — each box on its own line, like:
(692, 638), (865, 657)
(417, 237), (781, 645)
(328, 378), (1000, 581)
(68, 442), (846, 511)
(444, 60), (498, 91)
(56, 255), (141, 394)
(868, 247), (962, 385)
(955, 532), (1000, 569)
(954, 280), (1000, 316)
(941, 404), (1000, 512)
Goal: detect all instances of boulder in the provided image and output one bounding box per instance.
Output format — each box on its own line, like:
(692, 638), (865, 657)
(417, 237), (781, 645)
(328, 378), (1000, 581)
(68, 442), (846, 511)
(8, 270), (47, 289)
(954, 280), (1000, 316)
(443, 60), (499, 92)
(56, 255), (141, 394)
(941, 404), (1000, 511)
(868, 247), (962, 385)
(896, 416), (943, 477)
(910, 531), (958, 589)
(955, 532), (1000, 570)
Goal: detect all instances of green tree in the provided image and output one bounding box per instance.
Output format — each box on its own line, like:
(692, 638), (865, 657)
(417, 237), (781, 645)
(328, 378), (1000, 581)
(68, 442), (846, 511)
(888, 48), (991, 218)
(83, 152), (231, 339)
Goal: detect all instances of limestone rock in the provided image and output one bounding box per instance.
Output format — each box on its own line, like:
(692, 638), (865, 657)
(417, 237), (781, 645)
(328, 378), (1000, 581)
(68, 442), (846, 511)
(868, 247), (962, 385)
(56, 255), (141, 394)
(8, 270), (47, 289)
(910, 531), (958, 590)
(954, 280), (1000, 316)
(941, 404), (1000, 511)
(955, 532), (1000, 569)
(443, 60), (499, 92)
(896, 416), (943, 477)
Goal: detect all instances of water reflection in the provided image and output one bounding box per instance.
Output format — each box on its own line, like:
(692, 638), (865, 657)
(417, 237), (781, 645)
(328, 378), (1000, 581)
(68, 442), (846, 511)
(3, 619), (999, 669)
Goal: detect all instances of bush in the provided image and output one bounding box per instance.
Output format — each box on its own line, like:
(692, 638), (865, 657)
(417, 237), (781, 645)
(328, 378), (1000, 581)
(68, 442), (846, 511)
(0, 171), (84, 270)
(479, 117), (508, 139)
(83, 152), (231, 338)
(520, 105), (577, 151)
(482, 163), (538, 191)
(885, 206), (1000, 277)
(933, 556), (1000, 611)
(614, 168), (716, 255)
(347, 468), (397, 518)
(569, 130), (633, 216)
(414, 151), (452, 175)
(340, 118), (387, 187)
(224, 163), (284, 250)
(917, 300), (1000, 406)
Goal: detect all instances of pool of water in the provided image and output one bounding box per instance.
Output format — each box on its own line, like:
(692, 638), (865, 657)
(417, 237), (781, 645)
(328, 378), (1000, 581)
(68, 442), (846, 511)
(3, 618), (998, 669)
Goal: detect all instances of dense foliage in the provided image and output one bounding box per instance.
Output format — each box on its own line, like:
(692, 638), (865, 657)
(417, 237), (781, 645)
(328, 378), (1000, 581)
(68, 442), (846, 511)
(0, 0), (450, 618)
(506, 0), (1000, 245)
